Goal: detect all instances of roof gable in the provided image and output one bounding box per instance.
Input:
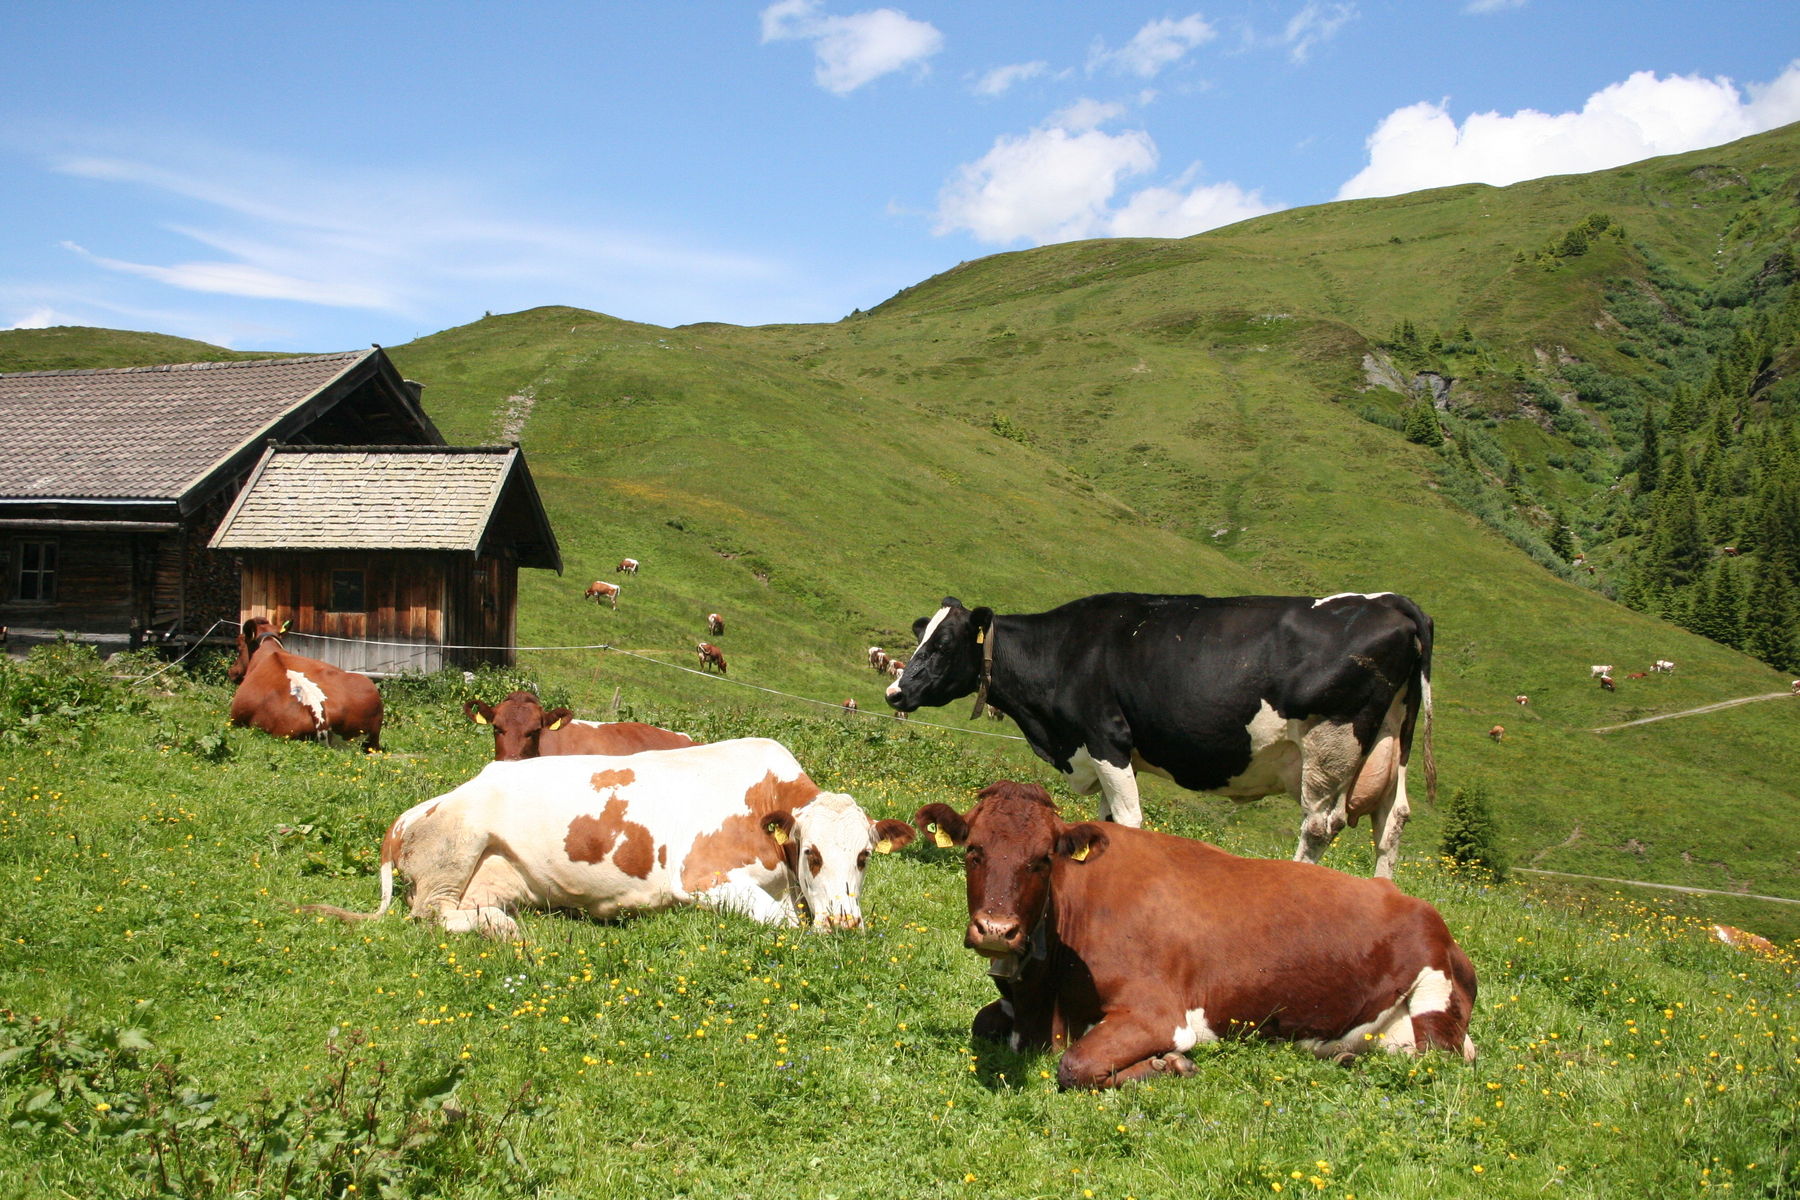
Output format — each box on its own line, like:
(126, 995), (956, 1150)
(209, 445), (561, 572)
(0, 349), (441, 509)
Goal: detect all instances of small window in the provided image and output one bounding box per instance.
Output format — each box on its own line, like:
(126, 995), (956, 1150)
(328, 569), (365, 613)
(14, 539), (56, 603)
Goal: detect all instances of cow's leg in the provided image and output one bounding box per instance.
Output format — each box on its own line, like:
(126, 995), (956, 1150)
(1056, 1014), (1193, 1091)
(1065, 747), (1142, 826)
(1368, 760), (1410, 880)
(443, 854), (529, 940)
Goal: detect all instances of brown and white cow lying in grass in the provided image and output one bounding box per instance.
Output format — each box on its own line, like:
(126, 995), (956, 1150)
(915, 781), (1476, 1090)
(228, 617), (382, 751)
(307, 738), (914, 939)
(465, 690), (695, 760)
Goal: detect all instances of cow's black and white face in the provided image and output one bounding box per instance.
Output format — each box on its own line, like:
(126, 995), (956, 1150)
(885, 597), (986, 712)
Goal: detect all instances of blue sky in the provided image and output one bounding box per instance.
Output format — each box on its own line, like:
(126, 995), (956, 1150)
(4, 1), (1798, 351)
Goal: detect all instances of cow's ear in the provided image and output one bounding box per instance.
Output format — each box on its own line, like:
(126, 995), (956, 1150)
(763, 810), (797, 846)
(240, 618), (259, 641)
(871, 818), (916, 854)
(972, 607), (994, 641)
(1056, 824), (1110, 865)
(912, 803), (969, 849)
(464, 700), (494, 725)
(545, 707), (574, 731)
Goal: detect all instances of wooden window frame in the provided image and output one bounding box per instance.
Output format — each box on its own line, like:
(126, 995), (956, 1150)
(327, 568), (366, 614)
(12, 537), (57, 604)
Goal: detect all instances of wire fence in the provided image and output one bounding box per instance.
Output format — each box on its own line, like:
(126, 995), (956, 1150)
(125, 624), (1030, 744)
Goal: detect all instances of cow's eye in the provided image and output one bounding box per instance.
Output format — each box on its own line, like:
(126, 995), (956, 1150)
(964, 848), (983, 866)
(805, 847), (823, 873)
(856, 851), (870, 869)
(1031, 855), (1051, 873)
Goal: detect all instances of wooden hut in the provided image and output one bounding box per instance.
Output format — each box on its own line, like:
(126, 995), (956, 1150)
(208, 444), (560, 673)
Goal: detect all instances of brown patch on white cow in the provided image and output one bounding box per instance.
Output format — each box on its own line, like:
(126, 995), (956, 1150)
(590, 767), (637, 791)
(564, 796), (657, 879)
(738, 769), (821, 816)
(681, 812), (782, 893)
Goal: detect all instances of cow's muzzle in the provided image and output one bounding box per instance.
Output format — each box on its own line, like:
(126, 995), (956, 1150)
(966, 912), (1025, 957)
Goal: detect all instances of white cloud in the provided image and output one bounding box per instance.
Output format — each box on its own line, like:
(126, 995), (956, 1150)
(1106, 177), (1276, 238)
(1337, 62), (1800, 201)
(759, 0), (943, 95)
(1091, 15), (1216, 78)
(42, 146), (786, 333)
(1282, 2), (1356, 64)
(8, 306), (65, 330)
(975, 60), (1049, 97)
(934, 104), (1277, 245)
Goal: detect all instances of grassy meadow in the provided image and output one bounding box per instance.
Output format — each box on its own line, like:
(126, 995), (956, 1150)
(2, 649), (1797, 1199)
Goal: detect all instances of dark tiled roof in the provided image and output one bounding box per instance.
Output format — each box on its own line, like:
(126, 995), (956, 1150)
(211, 446), (522, 552)
(0, 351), (372, 501)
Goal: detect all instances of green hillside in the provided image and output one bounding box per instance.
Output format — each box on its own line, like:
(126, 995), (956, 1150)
(0, 325), (289, 372)
(8, 126), (1798, 938)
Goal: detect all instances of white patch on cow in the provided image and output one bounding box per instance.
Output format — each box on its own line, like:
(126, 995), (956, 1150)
(1172, 1007), (1218, 1052)
(1295, 965), (1453, 1059)
(915, 605), (953, 653)
(1214, 701), (1307, 798)
(1312, 591), (1392, 608)
(286, 669), (328, 731)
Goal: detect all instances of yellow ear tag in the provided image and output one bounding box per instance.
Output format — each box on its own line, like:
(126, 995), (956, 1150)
(767, 825), (790, 845)
(976, 630), (985, 644)
(548, 718), (566, 731)
(933, 827), (955, 849)
(473, 712), (489, 725)
(1069, 844), (1091, 862)
(876, 839), (894, 854)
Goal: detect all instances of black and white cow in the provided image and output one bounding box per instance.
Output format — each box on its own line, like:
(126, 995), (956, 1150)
(886, 593), (1435, 878)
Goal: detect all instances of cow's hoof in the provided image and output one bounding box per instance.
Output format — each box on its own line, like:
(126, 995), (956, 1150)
(1150, 1052), (1195, 1076)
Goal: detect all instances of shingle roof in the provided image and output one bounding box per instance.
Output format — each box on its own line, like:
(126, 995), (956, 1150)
(0, 351), (373, 501)
(209, 446), (525, 553)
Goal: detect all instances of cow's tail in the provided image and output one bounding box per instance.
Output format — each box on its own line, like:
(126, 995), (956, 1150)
(299, 820), (402, 924)
(1391, 594), (1436, 807)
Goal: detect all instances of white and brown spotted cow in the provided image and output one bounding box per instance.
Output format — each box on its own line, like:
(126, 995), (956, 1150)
(585, 580), (621, 608)
(305, 738), (913, 939)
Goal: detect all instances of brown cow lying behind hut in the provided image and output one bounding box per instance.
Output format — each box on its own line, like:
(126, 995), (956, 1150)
(228, 617), (382, 751)
(914, 781), (1476, 1090)
(465, 690), (696, 760)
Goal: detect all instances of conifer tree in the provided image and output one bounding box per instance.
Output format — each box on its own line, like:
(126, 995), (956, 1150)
(1548, 505), (1575, 561)
(1637, 400), (1661, 493)
(1440, 783), (1508, 881)
(1644, 456), (1708, 590)
(1744, 556), (1797, 670)
(1403, 401), (1444, 447)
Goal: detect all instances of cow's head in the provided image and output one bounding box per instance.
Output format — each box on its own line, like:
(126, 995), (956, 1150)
(228, 616), (281, 683)
(916, 780), (1109, 959)
(764, 793), (915, 931)
(886, 596), (992, 712)
(464, 690), (575, 761)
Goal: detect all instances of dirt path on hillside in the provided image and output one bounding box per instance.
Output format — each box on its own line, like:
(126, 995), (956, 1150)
(1590, 691), (1794, 734)
(1515, 867), (1800, 907)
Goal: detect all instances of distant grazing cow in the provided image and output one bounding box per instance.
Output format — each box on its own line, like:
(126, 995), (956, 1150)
(585, 580), (620, 608)
(869, 646), (889, 673)
(915, 781), (1477, 1089)
(1710, 924), (1778, 956)
(1626, 671), (1648, 680)
(617, 558), (640, 575)
(708, 613), (725, 637)
(1721, 547), (1739, 557)
(1652, 659), (1675, 674)
(842, 698), (858, 713)
(465, 690), (695, 760)
(1590, 665), (1613, 679)
(697, 641), (727, 674)
(1514, 694), (1528, 705)
(227, 617), (382, 751)
(1600, 674), (1616, 691)
(885, 657), (905, 679)
(888, 592), (1435, 878)
(307, 738), (915, 938)
(1791, 680), (1800, 696)
(1487, 725), (1505, 742)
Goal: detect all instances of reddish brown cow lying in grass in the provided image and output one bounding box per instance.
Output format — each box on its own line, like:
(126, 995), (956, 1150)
(915, 781), (1476, 1090)
(464, 690), (696, 760)
(228, 617), (382, 751)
